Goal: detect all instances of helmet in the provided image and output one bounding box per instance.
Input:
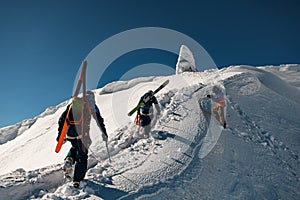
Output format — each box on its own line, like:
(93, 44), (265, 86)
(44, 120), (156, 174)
(212, 86), (219, 93)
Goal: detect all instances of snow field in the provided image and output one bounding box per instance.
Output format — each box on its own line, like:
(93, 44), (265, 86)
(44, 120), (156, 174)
(0, 65), (299, 199)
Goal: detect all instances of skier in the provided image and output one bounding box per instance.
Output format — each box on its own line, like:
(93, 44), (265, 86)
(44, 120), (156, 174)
(135, 90), (161, 138)
(56, 91), (108, 188)
(207, 86), (226, 128)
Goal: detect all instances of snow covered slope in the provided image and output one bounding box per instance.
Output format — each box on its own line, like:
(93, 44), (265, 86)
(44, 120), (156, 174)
(0, 65), (299, 200)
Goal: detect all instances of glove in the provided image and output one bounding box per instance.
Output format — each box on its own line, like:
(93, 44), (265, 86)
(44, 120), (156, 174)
(207, 95), (211, 98)
(102, 133), (108, 142)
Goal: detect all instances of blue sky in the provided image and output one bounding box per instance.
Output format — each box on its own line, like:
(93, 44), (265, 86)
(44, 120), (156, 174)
(0, 0), (299, 128)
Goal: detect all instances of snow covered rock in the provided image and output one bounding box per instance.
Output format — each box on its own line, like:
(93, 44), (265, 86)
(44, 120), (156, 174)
(176, 45), (197, 74)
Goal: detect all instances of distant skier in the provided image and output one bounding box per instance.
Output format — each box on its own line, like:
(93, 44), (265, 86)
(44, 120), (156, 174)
(56, 91), (108, 188)
(207, 86), (226, 128)
(135, 90), (161, 138)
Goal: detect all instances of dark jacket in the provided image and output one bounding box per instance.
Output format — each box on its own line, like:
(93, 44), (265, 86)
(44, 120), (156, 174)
(57, 99), (107, 141)
(137, 92), (161, 116)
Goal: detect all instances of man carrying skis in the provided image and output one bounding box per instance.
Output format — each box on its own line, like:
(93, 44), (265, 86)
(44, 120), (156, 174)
(207, 86), (226, 128)
(56, 91), (108, 188)
(135, 90), (161, 138)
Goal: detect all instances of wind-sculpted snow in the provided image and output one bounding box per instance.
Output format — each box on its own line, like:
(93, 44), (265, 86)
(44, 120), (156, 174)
(0, 166), (64, 200)
(260, 64), (300, 88)
(0, 65), (299, 199)
(0, 119), (36, 145)
(227, 65), (300, 104)
(0, 101), (68, 145)
(99, 76), (155, 94)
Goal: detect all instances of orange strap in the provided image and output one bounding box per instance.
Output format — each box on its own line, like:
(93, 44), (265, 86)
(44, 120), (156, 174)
(135, 114), (141, 125)
(217, 95), (226, 107)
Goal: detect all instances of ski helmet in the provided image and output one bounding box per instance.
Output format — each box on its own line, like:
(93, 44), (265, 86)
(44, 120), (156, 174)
(212, 86), (219, 93)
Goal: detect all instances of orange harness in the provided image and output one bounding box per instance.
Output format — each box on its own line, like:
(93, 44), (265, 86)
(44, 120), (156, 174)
(67, 100), (94, 125)
(217, 95), (225, 107)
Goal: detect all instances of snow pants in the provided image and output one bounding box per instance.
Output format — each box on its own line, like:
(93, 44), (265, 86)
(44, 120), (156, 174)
(140, 115), (152, 137)
(66, 139), (88, 182)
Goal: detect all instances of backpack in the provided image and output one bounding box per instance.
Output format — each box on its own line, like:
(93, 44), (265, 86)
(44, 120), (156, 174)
(66, 97), (92, 151)
(68, 97), (84, 125)
(141, 91), (154, 107)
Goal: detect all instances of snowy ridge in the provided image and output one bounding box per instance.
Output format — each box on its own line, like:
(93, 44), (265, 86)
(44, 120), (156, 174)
(0, 65), (299, 199)
(99, 76), (155, 94)
(259, 64), (300, 88)
(0, 118), (36, 145)
(0, 101), (68, 145)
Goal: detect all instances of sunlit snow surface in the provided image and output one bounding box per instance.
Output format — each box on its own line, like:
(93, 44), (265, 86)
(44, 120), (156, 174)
(0, 65), (299, 200)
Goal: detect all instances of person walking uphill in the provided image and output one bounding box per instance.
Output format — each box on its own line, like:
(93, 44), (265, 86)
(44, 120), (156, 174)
(56, 91), (108, 188)
(135, 90), (161, 138)
(207, 86), (226, 128)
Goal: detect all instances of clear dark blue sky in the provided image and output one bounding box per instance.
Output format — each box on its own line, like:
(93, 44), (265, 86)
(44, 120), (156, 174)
(0, 0), (299, 127)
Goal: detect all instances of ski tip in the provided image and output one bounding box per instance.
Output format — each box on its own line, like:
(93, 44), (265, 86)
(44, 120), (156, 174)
(128, 111), (134, 116)
(128, 112), (135, 116)
(161, 79), (169, 87)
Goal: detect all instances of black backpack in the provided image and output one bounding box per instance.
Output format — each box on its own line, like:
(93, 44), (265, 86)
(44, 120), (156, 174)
(141, 91), (154, 106)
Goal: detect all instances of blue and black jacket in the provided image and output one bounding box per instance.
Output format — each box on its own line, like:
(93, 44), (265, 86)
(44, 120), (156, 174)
(57, 99), (107, 141)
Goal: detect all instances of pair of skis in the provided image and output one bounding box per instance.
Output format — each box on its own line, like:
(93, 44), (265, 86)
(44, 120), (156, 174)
(55, 60), (87, 153)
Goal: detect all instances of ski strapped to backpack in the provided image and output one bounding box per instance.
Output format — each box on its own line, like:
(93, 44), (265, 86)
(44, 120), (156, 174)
(128, 79), (169, 116)
(55, 61), (87, 153)
(55, 61), (111, 161)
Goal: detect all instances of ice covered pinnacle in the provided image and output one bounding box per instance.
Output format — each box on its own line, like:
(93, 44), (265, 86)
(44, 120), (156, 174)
(176, 45), (197, 74)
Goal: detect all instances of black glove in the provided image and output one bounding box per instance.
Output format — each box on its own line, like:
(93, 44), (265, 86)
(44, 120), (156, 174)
(207, 94), (211, 98)
(56, 135), (66, 143)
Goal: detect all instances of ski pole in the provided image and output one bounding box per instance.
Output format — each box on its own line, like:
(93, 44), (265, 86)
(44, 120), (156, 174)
(106, 141), (112, 163)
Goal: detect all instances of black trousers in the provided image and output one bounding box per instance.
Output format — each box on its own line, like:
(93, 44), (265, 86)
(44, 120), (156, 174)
(67, 139), (88, 182)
